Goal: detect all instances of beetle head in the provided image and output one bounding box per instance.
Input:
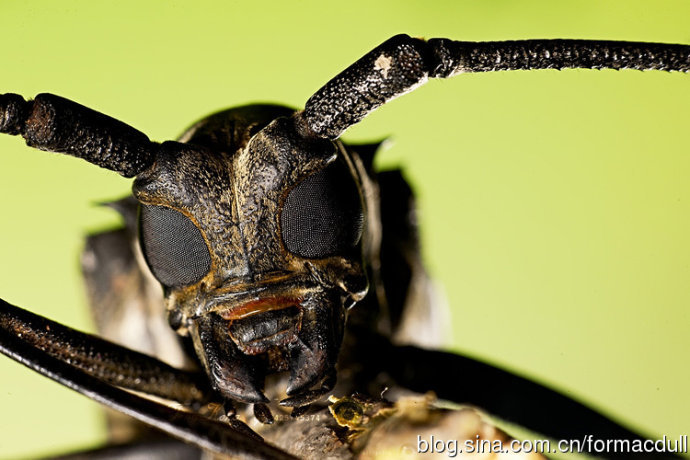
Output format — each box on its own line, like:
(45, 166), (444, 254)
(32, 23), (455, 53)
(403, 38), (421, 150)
(132, 109), (369, 403)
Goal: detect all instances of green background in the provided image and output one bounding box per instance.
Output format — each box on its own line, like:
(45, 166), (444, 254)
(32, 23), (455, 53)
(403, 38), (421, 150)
(0, 1), (688, 457)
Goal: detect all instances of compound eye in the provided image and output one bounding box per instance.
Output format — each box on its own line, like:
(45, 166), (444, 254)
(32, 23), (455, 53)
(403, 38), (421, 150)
(139, 205), (211, 288)
(280, 159), (364, 258)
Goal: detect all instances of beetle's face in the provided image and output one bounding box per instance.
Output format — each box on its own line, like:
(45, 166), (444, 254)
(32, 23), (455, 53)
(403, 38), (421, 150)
(132, 114), (369, 403)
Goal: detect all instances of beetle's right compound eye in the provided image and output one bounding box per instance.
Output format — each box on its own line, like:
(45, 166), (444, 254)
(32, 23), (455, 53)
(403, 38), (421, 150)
(139, 205), (211, 288)
(280, 160), (364, 259)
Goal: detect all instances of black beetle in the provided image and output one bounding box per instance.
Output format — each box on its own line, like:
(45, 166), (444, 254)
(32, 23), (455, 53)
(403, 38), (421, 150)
(0, 35), (688, 459)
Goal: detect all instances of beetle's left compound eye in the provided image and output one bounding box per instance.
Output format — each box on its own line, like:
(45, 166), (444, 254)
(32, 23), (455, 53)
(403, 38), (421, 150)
(139, 205), (212, 288)
(280, 159), (364, 258)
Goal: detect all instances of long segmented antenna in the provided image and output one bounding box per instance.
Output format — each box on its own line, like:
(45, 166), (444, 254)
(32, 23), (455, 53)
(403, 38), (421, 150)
(0, 93), (158, 177)
(304, 34), (690, 139)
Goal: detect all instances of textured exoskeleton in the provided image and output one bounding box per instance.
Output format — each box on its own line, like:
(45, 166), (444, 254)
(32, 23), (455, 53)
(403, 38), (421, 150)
(1, 34), (688, 459)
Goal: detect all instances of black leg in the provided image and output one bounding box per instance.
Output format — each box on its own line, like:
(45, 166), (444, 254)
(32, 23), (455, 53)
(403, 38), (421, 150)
(0, 300), (296, 460)
(304, 34), (690, 139)
(0, 299), (207, 405)
(0, 93), (157, 177)
(382, 342), (684, 459)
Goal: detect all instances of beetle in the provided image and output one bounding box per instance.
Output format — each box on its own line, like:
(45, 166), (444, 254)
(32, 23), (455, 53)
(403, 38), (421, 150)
(0, 34), (688, 459)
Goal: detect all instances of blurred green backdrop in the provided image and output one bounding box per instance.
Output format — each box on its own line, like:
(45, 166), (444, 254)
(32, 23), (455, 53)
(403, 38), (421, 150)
(0, 0), (688, 457)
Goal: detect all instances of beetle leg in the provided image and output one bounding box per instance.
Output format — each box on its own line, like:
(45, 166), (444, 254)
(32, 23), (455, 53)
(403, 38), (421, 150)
(303, 34), (690, 139)
(0, 93), (157, 177)
(377, 336), (666, 455)
(0, 299), (208, 404)
(0, 299), (296, 460)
